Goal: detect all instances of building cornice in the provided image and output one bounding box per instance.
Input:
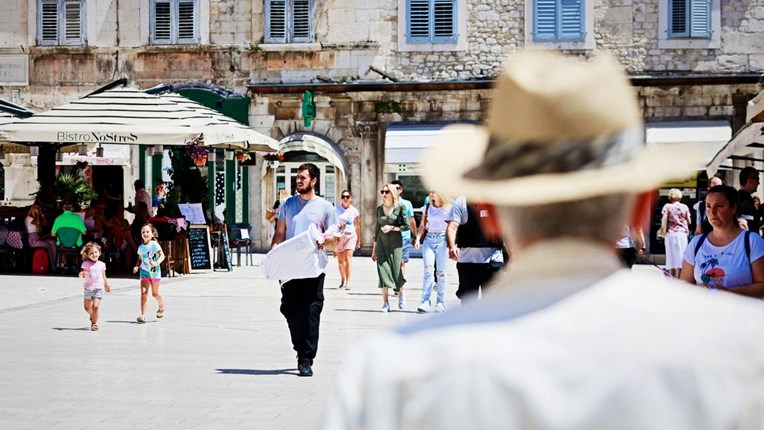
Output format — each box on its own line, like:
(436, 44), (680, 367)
(247, 73), (763, 94)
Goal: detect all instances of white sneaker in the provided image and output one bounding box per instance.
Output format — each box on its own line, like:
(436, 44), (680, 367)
(435, 303), (447, 313)
(381, 303), (390, 313)
(398, 295), (406, 310)
(417, 302), (430, 313)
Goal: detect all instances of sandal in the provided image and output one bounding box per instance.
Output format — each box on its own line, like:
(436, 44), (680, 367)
(136, 316), (146, 324)
(156, 308), (165, 319)
(91, 324), (98, 331)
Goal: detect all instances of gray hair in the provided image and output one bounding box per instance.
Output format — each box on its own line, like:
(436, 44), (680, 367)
(496, 193), (636, 245)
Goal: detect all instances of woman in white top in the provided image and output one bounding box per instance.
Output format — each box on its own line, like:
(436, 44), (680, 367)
(335, 190), (361, 290)
(661, 188), (691, 278)
(25, 203), (57, 271)
(681, 185), (764, 298)
(416, 191), (452, 313)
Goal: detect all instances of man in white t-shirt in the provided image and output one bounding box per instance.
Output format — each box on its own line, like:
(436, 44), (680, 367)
(694, 176), (722, 235)
(272, 163), (338, 378)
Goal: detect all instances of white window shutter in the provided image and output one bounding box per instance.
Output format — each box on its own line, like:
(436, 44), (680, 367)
(292, 0), (311, 42)
(669, 0), (689, 37)
(63, 0), (83, 44)
(40, 1), (59, 45)
(266, 0), (287, 43)
(177, 0), (196, 42)
(152, 0), (172, 43)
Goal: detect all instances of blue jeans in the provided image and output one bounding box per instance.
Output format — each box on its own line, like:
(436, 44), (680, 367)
(401, 237), (411, 263)
(421, 233), (447, 305)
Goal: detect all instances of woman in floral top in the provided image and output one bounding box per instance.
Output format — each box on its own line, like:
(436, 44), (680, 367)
(661, 188), (691, 278)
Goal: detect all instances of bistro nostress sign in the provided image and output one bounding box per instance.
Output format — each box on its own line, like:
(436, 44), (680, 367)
(57, 132), (139, 143)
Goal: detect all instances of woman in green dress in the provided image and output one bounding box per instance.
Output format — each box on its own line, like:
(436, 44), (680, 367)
(371, 183), (410, 312)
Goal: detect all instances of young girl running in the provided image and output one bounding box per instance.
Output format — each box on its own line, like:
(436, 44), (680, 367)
(133, 223), (165, 323)
(79, 242), (110, 331)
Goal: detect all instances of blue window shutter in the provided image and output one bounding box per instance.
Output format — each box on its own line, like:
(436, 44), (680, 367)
(266, 0), (287, 43)
(408, 0), (430, 41)
(689, 0), (711, 38)
(669, 0), (689, 37)
(559, 0), (584, 40)
(433, 0), (456, 40)
(533, 0), (557, 41)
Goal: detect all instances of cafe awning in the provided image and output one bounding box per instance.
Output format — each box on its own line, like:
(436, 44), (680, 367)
(279, 133), (347, 178)
(0, 83), (277, 150)
(706, 91), (764, 177)
(646, 121), (732, 171)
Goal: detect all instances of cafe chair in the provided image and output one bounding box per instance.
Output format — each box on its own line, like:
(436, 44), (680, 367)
(0, 226), (26, 272)
(55, 227), (83, 275)
(0, 225), (10, 270)
(229, 224), (253, 267)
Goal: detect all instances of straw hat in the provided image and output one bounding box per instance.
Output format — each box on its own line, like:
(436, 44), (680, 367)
(422, 51), (701, 206)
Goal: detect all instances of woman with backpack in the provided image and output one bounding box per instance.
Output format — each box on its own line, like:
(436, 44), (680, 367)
(681, 185), (763, 298)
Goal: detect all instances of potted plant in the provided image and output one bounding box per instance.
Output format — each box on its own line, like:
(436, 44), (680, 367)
(184, 137), (209, 167)
(53, 172), (97, 210)
(263, 153), (284, 169)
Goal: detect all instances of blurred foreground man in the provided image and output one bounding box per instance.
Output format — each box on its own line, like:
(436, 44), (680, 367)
(323, 52), (764, 430)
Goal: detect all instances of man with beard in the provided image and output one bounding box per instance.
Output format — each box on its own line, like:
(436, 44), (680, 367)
(271, 163), (338, 377)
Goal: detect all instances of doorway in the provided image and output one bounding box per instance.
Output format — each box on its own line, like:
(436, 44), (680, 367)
(273, 162), (338, 204)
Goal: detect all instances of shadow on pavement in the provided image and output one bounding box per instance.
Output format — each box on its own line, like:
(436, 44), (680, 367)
(334, 308), (420, 314)
(52, 327), (91, 331)
(216, 368), (298, 376)
(105, 320), (157, 324)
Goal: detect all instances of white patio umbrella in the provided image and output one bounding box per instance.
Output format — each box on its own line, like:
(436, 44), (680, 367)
(0, 86), (277, 151)
(158, 92), (278, 152)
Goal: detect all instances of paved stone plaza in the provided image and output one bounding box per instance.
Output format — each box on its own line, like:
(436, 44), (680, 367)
(0, 254), (460, 430)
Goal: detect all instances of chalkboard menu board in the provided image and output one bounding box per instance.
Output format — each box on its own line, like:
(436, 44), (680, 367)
(186, 225), (213, 272)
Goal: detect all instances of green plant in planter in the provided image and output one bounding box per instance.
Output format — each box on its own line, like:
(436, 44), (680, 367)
(54, 172), (97, 210)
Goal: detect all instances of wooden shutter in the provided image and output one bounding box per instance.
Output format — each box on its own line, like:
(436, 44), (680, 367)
(266, 0), (287, 43)
(689, 0), (711, 37)
(292, 0), (311, 42)
(40, 0), (59, 45)
(152, 0), (172, 43)
(177, 0), (196, 43)
(533, 0), (557, 40)
(559, 0), (584, 40)
(433, 0), (456, 39)
(63, 0), (83, 45)
(408, 0), (430, 41)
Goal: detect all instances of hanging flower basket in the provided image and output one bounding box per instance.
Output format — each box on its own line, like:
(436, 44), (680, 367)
(263, 153), (284, 169)
(193, 156), (208, 167)
(184, 136), (209, 167)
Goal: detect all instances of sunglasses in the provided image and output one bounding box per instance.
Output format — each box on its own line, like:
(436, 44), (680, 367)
(380, 190), (390, 195)
(341, 195), (351, 199)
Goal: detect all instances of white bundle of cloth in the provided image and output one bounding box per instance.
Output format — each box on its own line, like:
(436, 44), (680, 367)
(261, 223), (330, 282)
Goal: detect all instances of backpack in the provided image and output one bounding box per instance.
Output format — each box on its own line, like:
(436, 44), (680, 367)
(694, 231), (751, 260)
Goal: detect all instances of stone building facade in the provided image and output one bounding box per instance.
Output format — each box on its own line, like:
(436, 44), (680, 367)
(0, 0), (761, 250)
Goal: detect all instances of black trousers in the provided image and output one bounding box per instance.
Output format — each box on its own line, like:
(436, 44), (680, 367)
(280, 273), (325, 360)
(618, 248), (637, 269)
(456, 263), (501, 300)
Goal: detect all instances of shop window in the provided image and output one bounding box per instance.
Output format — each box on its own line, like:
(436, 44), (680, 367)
(151, 0), (199, 45)
(265, 0), (314, 43)
(38, 0), (84, 46)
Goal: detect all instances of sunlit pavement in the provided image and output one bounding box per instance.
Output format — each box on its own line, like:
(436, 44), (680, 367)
(0, 255), (661, 429)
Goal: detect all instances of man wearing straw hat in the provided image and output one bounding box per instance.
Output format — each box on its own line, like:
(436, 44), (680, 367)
(323, 51), (763, 429)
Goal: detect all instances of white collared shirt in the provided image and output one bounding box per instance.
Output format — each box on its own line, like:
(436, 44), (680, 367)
(324, 239), (764, 430)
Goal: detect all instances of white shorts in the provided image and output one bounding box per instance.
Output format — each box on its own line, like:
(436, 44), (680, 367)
(334, 234), (357, 252)
(665, 231), (689, 270)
